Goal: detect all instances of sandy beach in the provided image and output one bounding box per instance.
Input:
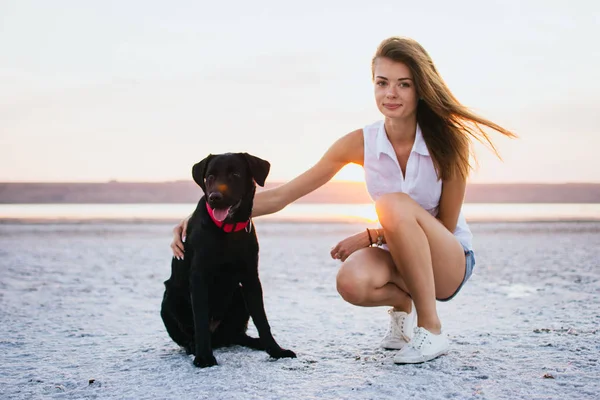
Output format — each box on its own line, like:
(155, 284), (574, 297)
(0, 220), (598, 399)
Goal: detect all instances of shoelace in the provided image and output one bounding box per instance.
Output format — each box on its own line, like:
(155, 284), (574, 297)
(384, 321), (401, 339)
(385, 310), (410, 342)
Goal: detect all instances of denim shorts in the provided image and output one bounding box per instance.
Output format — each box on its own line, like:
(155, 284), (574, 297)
(437, 246), (476, 302)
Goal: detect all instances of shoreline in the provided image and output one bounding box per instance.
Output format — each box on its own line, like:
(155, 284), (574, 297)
(2, 203), (599, 225)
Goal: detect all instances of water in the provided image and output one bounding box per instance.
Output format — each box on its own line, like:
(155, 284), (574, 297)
(0, 203), (599, 222)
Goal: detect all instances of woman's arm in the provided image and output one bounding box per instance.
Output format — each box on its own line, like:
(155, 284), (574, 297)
(436, 176), (467, 233)
(252, 129), (364, 217)
(171, 129), (364, 257)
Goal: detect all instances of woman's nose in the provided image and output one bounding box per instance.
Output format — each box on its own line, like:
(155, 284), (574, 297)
(385, 86), (398, 98)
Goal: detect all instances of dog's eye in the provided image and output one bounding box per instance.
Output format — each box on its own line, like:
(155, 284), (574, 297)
(205, 175), (215, 184)
(231, 173), (241, 179)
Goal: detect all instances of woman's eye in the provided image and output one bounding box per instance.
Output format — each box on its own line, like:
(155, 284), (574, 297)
(376, 81), (387, 87)
(399, 82), (410, 88)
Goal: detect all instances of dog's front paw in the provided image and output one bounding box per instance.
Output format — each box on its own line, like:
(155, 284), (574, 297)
(193, 354), (218, 368)
(267, 348), (297, 359)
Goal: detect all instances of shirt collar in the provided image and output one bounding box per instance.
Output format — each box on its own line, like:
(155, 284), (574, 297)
(376, 121), (430, 158)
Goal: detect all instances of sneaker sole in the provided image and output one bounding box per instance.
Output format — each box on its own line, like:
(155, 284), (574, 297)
(381, 335), (413, 350)
(381, 339), (411, 350)
(381, 344), (406, 350)
(393, 349), (448, 364)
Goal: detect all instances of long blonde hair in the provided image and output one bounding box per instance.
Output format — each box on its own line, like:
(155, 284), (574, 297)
(372, 37), (517, 181)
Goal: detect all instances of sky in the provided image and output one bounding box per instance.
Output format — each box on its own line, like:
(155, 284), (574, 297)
(1, 0), (599, 183)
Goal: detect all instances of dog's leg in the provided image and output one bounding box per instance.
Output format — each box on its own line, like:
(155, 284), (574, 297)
(241, 273), (296, 359)
(160, 302), (194, 350)
(234, 334), (265, 350)
(162, 254), (196, 353)
(214, 285), (262, 349)
(190, 268), (218, 368)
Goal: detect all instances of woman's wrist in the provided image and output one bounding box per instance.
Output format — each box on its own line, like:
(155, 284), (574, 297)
(367, 228), (378, 247)
(366, 228), (385, 247)
(375, 228), (385, 246)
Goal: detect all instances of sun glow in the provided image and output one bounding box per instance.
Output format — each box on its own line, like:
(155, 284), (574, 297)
(259, 204), (379, 223)
(332, 163), (365, 182)
(345, 204), (379, 223)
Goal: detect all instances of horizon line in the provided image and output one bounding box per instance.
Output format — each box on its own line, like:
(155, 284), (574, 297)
(2, 180), (600, 185)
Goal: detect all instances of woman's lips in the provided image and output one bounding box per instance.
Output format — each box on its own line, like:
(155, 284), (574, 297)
(383, 104), (401, 110)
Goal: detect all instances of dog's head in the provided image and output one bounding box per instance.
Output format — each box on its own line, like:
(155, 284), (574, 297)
(191, 153), (270, 223)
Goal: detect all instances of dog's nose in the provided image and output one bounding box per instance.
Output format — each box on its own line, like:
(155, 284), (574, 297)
(208, 192), (223, 202)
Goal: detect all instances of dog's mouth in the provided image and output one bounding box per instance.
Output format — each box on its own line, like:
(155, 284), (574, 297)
(210, 206), (231, 222)
(207, 199), (242, 223)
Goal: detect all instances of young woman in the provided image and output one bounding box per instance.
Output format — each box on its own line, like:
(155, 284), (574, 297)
(171, 37), (515, 363)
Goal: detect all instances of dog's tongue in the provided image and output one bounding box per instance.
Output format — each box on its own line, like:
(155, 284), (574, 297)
(211, 207), (230, 222)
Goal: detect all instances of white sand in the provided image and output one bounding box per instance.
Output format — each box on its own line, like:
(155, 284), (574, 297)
(0, 221), (598, 399)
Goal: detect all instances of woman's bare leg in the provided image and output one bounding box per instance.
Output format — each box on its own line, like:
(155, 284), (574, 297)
(336, 247), (412, 312)
(375, 192), (466, 334)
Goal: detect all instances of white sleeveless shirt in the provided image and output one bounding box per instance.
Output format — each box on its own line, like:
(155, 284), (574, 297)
(363, 120), (473, 251)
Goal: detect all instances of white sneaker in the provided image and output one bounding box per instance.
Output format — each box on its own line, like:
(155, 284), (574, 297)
(393, 326), (450, 364)
(380, 304), (417, 350)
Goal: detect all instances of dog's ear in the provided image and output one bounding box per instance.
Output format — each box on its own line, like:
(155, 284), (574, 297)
(192, 154), (215, 193)
(241, 153), (271, 187)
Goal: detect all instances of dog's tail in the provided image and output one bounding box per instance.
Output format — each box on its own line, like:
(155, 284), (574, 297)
(233, 333), (265, 350)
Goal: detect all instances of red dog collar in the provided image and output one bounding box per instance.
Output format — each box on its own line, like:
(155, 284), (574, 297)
(205, 202), (251, 233)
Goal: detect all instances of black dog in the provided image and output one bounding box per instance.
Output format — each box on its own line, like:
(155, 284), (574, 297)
(160, 152), (296, 368)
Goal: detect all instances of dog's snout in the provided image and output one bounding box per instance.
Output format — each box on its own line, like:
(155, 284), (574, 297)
(208, 192), (223, 202)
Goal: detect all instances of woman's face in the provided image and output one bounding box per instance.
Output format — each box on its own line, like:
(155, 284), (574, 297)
(373, 57), (418, 120)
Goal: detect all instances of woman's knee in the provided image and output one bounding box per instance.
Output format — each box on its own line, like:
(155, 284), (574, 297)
(336, 262), (371, 305)
(375, 192), (416, 231)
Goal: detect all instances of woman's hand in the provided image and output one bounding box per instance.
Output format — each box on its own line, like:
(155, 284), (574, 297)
(330, 230), (371, 262)
(170, 216), (190, 260)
